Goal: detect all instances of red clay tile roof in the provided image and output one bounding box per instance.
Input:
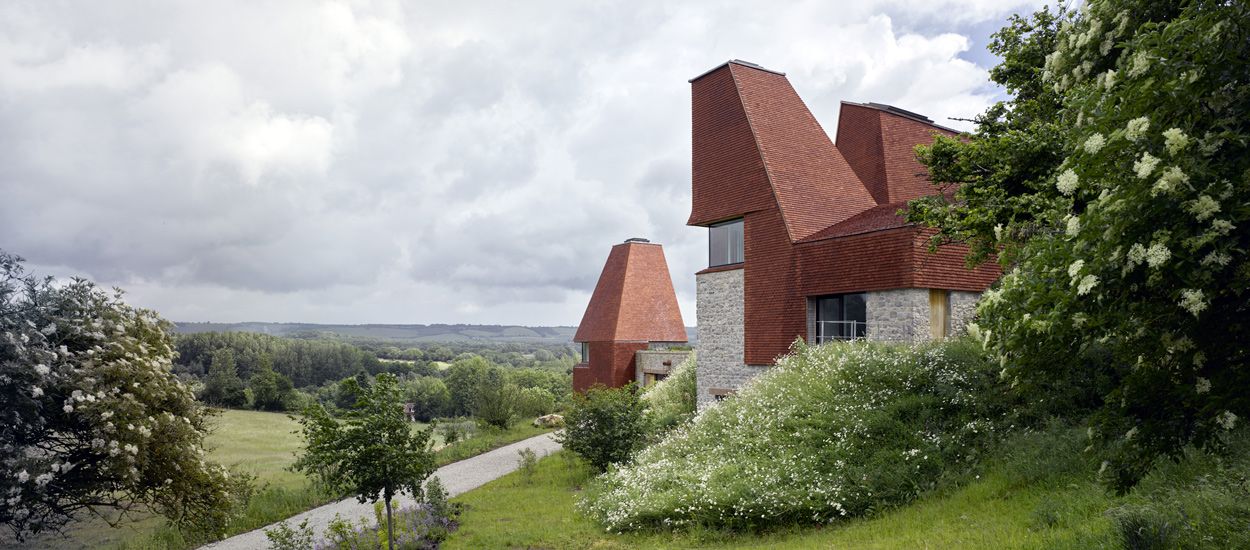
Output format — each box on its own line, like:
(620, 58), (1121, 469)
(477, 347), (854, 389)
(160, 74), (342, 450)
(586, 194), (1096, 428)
(688, 61), (878, 241)
(574, 241), (688, 343)
(836, 101), (958, 205)
(797, 201), (912, 242)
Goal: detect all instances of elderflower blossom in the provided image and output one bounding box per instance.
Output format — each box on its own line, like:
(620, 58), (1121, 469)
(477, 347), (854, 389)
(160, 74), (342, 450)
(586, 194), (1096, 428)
(1145, 243), (1171, 268)
(1201, 251), (1231, 267)
(1152, 166), (1189, 195)
(1187, 195), (1220, 221)
(1218, 411), (1237, 430)
(1196, 377), (1211, 394)
(31, 386), (42, 397)
(34, 364), (50, 377)
(1162, 128), (1189, 155)
(1077, 275), (1099, 295)
(16, 471), (29, 483)
(1068, 259), (1085, 279)
(34, 473), (52, 487)
(1125, 116), (1150, 142)
(1179, 289), (1207, 317)
(63, 404), (73, 413)
(1127, 243), (1147, 266)
(1083, 133), (1106, 154)
(1056, 169), (1080, 195)
(1133, 152), (1161, 178)
(1102, 69), (1117, 90)
(1065, 215), (1081, 236)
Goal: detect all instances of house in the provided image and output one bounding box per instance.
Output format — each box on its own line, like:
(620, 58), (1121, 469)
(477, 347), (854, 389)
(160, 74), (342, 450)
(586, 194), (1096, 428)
(573, 238), (690, 393)
(688, 60), (1000, 408)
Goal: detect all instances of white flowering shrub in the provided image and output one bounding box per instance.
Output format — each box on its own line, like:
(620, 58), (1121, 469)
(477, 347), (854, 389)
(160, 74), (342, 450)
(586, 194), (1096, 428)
(641, 352), (696, 432)
(0, 252), (250, 541)
(908, 1), (1250, 490)
(581, 339), (1004, 532)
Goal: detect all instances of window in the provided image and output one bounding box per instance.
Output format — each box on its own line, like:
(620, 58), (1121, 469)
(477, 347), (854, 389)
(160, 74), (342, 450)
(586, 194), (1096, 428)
(813, 293), (867, 343)
(580, 342), (590, 364)
(709, 219), (744, 267)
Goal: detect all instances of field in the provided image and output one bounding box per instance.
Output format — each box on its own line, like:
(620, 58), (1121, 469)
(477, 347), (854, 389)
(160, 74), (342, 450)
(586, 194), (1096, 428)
(444, 450), (1117, 549)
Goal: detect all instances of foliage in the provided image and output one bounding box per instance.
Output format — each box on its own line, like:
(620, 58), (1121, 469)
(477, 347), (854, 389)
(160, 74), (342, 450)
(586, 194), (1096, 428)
(249, 355), (295, 411)
(471, 367), (517, 430)
(443, 356), (490, 417)
(582, 339), (1007, 531)
(432, 421), (552, 467)
(201, 349), (247, 408)
(174, 332), (383, 388)
(401, 377), (450, 422)
(516, 448), (539, 485)
(557, 384), (648, 473)
(0, 252), (251, 541)
(515, 386), (556, 418)
(906, 0), (1250, 489)
(641, 352), (697, 433)
(263, 517), (315, 550)
(292, 373), (436, 550)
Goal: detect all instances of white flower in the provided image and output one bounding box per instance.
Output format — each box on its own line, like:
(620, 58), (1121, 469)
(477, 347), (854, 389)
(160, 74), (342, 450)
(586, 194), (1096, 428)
(1218, 411), (1237, 430)
(1133, 152), (1160, 178)
(1128, 51), (1150, 78)
(1102, 69), (1117, 89)
(1125, 427), (1138, 440)
(1068, 259), (1086, 279)
(34, 364), (50, 377)
(1056, 168), (1080, 195)
(101, 411), (113, 420)
(1162, 128), (1189, 155)
(34, 473), (53, 487)
(1187, 195), (1220, 221)
(1125, 116), (1150, 141)
(1145, 243), (1171, 268)
(1152, 166), (1189, 195)
(63, 404), (73, 413)
(16, 471), (29, 483)
(124, 444), (138, 455)
(1083, 133), (1106, 154)
(1179, 289), (1207, 317)
(1201, 251), (1231, 267)
(1196, 377), (1211, 394)
(1077, 275), (1100, 296)
(31, 386), (42, 398)
(1127, 243), (1147, 266)
(1065, 215), (1081, 236)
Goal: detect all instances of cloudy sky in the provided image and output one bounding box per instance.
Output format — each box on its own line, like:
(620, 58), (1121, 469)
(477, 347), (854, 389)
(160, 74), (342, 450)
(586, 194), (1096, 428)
(0, 0), (1044, 327)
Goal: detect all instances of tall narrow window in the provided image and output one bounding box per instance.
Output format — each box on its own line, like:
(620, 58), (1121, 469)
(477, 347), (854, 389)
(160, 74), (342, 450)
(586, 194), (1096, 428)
(709, 219), (744, 267)
(813, 293), (867, 343)
(580, 342), (590, 364)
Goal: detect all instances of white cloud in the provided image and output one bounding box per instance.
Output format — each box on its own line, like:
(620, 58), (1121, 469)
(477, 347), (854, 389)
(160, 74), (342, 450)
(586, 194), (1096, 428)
(0, 0), (1041, 325)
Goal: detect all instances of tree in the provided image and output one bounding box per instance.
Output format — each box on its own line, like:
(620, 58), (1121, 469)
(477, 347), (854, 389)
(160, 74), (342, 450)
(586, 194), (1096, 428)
(907, 1), (1250, 489)
(249, 354), (293, 411)
(200, 348), (247, 408)
(404, 376), (450, 422)
(515, 387), (556, 418)
(472, 367), (518, 429)
(0, 252), (249, 540)
(557, 384), (647, 472)
(293, 373), (435, 550)
(444, 356), (490, 417)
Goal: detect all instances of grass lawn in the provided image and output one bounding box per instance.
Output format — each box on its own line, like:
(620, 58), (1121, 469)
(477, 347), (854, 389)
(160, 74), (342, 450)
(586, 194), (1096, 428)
(444, 451), (1117, 549)
(39, 409), (548, 549)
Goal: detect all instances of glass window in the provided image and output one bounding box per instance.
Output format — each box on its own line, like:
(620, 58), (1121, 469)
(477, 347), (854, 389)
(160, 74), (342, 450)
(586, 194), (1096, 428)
(709, 219), (744, 267)
(813, 293), (867, 343)
(580, 342), (590, 364)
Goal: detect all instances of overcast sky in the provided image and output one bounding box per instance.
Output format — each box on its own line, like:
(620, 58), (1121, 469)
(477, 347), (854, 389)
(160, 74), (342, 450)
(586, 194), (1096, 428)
(0, 0), (1044, 327)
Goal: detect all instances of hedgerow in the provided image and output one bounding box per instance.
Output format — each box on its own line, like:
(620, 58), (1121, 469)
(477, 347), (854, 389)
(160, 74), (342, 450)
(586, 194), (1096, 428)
(581, 339), (1010, 532)
(641, 352), (696, 433)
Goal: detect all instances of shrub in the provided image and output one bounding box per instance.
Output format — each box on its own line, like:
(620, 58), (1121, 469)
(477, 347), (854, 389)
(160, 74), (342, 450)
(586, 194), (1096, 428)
(472, 368), (517, 430)
(582, 339), (1007, 532)
(557, 384), (648, 473)
(642, 352), (697, 432)
(516, 386), (557, 418)
(517, 447), (539, 485)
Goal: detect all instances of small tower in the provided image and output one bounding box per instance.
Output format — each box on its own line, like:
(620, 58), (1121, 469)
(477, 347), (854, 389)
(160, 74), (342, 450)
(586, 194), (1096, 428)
(573, 238), (688, 392)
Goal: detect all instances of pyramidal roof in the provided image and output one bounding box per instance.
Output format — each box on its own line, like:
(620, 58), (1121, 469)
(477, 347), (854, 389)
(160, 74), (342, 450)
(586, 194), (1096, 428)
(574, 240), (687, 343)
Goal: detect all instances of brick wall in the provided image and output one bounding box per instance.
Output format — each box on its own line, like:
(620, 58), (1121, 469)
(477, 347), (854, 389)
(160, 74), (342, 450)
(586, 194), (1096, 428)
(572, 341), (649, 392)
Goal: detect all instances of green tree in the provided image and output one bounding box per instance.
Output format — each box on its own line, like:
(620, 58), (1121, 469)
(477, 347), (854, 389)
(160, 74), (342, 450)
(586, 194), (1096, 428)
(249, 354), (293, 411)
(404, 376), (450, 422)
(473, 367), (518, 429)
(516, 386), (556, 418)
(557, 384), (647, 472)
(444, 355), (490, 416)
(293, 373), (435, 550)
(907, 1), (1250, 489)
(0, 252), (250, 541)
(201, 348), (247, 408)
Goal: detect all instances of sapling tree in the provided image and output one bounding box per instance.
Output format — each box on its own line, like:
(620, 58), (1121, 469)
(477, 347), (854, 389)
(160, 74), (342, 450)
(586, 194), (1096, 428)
(0, 251), (249, 541)
(293, 373), (435, 550)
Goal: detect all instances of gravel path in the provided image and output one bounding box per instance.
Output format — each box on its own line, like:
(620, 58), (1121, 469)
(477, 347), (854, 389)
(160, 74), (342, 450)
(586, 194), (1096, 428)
(199, 433), (561, 550)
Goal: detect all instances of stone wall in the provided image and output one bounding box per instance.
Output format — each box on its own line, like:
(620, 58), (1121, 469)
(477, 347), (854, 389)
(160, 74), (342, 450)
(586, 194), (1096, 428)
(696, 268), (766, 409)
(635, 349), (693, 386)
(866, 288), (930, 342)
(949, 290), (981, 336)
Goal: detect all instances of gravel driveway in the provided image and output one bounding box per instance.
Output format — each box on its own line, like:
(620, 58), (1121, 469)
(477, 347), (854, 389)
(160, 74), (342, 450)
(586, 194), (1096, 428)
(198, 432), (561, 550)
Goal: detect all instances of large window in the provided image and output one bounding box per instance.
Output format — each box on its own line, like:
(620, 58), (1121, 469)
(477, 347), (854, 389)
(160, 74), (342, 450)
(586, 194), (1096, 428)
(709, 219), (744, 267)
(813, 293), (867, 343)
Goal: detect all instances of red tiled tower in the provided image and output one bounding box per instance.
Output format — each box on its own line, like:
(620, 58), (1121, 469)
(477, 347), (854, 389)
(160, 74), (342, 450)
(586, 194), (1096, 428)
(572, 238), (687, 392)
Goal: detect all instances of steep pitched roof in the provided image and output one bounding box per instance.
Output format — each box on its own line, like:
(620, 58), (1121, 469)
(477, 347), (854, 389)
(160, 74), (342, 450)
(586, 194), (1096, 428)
(687, 60), (878, 241)
(574, 240), (688, 343)
(836, 101), (958, 205)
(797, 200), (912, 242)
